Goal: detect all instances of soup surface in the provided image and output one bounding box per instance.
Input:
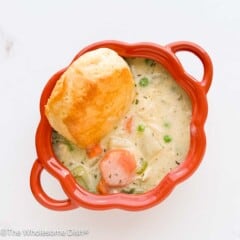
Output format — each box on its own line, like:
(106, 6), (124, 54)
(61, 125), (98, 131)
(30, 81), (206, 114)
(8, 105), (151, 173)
(52, 58), (192, 194)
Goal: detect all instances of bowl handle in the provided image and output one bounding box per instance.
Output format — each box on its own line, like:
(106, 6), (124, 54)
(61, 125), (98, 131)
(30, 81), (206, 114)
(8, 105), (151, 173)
(166, 41), (213, 94)
(30, 160), (77, 211)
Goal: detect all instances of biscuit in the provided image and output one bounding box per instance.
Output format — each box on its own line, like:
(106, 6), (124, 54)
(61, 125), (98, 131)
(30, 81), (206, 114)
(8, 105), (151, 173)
(45, 48), (135, 148)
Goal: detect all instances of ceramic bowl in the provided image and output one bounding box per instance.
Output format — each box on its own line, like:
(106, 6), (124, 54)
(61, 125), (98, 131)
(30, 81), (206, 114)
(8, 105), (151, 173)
(30, 40), (213, 211)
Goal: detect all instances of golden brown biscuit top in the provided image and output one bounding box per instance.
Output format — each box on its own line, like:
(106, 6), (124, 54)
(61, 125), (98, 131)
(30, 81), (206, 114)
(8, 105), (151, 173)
(45, 48), (135, 148)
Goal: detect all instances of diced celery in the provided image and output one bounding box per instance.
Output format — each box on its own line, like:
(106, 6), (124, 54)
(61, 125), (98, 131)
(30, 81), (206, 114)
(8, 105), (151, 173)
(136, 160), (148, 174)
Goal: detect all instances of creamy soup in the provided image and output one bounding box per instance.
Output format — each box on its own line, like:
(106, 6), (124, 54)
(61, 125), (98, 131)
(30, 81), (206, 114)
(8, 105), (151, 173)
(52, 58), (192, 194)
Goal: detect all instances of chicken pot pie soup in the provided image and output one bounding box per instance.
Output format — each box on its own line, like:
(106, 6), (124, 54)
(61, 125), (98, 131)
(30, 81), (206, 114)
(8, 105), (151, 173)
(50, 52), (192, 195)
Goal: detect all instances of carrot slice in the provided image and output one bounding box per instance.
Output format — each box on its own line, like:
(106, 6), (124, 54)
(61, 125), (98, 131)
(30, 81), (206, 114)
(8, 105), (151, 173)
(86, 143), (102, 158)
(99, 149), (136, 187)
(97, 179), (109, 194)
(125, 116), (133, 134)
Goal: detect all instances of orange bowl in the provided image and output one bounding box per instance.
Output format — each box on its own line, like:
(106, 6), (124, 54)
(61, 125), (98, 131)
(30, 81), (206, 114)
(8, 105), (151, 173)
(30, 40), (213, 211)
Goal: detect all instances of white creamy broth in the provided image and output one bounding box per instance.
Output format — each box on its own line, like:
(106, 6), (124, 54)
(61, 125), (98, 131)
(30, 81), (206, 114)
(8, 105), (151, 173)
(52, 57), (192, 194)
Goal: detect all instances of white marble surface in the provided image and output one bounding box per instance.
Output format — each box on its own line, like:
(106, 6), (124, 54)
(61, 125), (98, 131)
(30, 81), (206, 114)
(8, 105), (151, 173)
(0, 0), (240, 239)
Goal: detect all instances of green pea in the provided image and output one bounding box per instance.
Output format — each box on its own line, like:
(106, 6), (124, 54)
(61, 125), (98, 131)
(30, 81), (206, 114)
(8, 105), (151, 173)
(137, 124), (145, 132)
(163, 135), (172, 143)
(139, 77), (149, 87)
